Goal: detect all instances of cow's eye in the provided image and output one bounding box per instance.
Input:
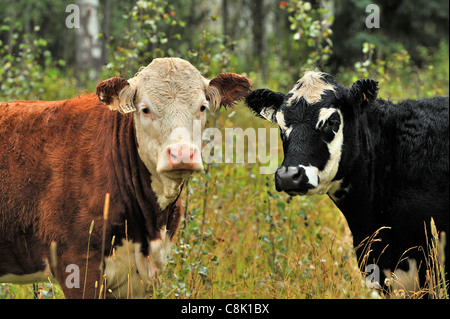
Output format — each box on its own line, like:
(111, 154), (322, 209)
(139, 106), (153, 120)
(323, 117), (340, 132)
(199, 101), (209, 113)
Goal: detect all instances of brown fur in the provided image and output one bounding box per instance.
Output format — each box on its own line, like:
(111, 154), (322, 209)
(0, 58), (251, 299)
(209, 73), (251, 107)
(96, 76), (130, 105)
(0, 94), (182, 298)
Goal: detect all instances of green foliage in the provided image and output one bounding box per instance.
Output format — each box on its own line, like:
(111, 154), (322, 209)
(343, 41), (449, 99)
(104, 0), (186, 78)
(0, 19), (75, 101)
(186, 29), (234, 78)
(331, 0), (449, 68)
(283, 0), (334, 72)
(104, 0), (232, 79)
(1, 22), (47, 100)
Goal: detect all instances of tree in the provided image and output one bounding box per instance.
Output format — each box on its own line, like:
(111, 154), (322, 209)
(246, 0), (267, 81)
(329, 0), (449, 70)
(75, 0), (102, 82)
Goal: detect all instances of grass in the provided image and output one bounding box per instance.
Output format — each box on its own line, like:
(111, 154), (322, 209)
(1, 47), (448, 299)
(0, 99), (374, 299)
(161, 161), (370, 299)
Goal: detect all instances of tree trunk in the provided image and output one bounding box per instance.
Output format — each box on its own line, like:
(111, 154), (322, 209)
(248, 0), (266, 81)
(76, 0), (102, 83)
(102, 0), (111, 66)
(222, 0), (228, 45)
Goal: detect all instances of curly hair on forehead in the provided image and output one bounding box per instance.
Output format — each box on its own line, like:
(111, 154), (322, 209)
(288, 71), (335, 105)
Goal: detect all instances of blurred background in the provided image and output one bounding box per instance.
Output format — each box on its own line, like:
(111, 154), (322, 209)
(1, 0), (448, 100)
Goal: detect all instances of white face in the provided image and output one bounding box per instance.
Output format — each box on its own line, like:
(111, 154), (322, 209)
(97, 58), (251, 208)
(134, 93), (208, 173)
(133, 91), (208, 206)
(130, 59), (212, 208)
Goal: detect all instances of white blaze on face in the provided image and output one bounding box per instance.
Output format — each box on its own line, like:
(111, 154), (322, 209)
(131, 58), (209, 209)
(299, 165), (319, 188)
(276, 111), (293, 137)
(316, 107), (336, 129)
(307, 107), (344, 195)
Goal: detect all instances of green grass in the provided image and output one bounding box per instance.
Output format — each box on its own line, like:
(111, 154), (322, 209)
(1, 48), (448, 299)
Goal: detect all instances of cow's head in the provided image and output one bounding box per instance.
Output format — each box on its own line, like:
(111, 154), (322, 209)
(97, 58), (250, 207)
(245, 71), (378, 197)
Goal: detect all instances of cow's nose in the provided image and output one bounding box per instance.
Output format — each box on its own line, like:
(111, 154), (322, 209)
(167, 143), (200, 168)
(275, 166), (309, 194)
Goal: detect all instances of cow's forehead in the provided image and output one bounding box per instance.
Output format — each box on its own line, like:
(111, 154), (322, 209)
(133, 58), (207, 109)
(143, 57), (203, 80)
(286, 71), (335, 106)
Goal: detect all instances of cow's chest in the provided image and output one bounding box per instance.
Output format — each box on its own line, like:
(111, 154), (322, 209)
(103, 227), (172, 298)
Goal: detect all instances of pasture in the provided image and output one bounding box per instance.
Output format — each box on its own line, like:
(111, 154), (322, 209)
(0, 100), (371, 299)
(1, 49), (448, 298)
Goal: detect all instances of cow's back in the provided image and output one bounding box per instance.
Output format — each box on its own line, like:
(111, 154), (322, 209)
(394, 97), (449, 183)
(1, 95), (100, 230)
(394, 96), (449, 239)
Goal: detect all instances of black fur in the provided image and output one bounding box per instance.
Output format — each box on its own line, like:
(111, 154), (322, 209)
(246, 73), (449, 294)
(245, 89), (285, 121)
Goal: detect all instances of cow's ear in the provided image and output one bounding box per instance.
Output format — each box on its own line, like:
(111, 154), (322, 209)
(96, 76), (137, 113)
(245, 89), (285, 122)
(207, 73), (251, 111)
(349, 78), (379, 106)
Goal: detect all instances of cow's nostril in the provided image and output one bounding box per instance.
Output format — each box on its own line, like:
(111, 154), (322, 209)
(190, 148), (196, 160)
(275, 166), (314, 194)
(166, 144), (200, 166)
(292, 170), (302, 181)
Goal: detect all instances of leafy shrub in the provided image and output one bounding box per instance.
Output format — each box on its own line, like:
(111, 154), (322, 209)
(0, 20), (72, 101)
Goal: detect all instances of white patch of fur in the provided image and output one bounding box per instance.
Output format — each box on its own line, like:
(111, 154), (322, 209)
(276, 111), (288, 130)
(384, 258), (420, 293)
(288, 71), (334, 105)
(0, 259), (52, 284)
(316, 107), (337, 129)
(104, 228), (172, 299)
(299, 165), (319, 188)
(276, 111), (294, 137)
(130, 59), (210, 209)
(301, 109), (344, 195)
(260, 107), (276, 122)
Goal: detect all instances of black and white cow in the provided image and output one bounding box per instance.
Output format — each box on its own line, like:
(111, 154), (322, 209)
(245, 71), (449, 294)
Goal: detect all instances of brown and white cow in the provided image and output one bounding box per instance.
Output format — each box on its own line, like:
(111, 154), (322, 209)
(0, 57), (250, 298)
